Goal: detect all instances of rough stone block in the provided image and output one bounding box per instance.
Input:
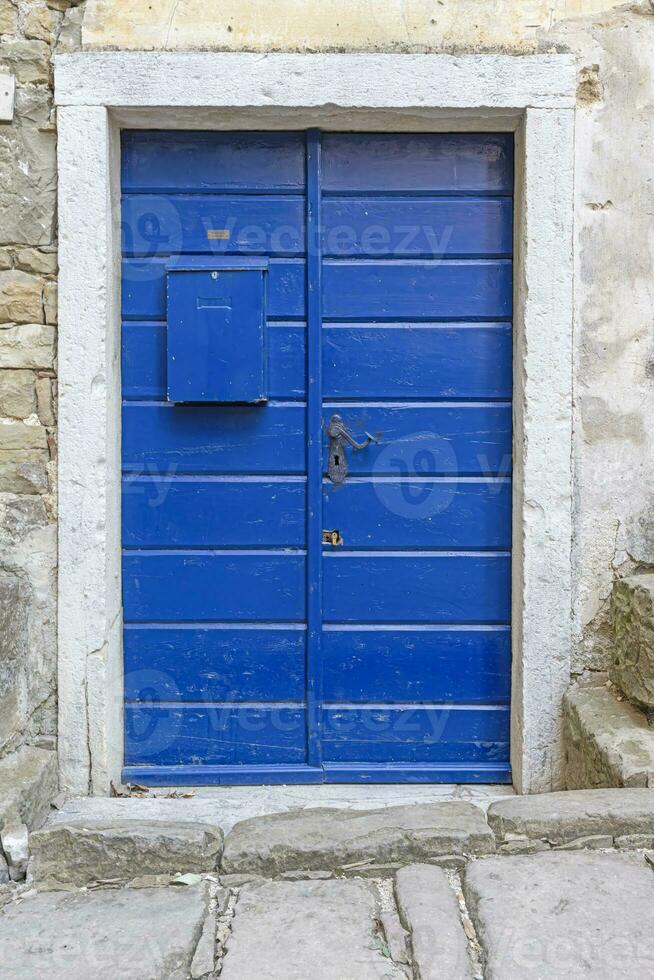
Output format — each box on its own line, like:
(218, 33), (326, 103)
(220, 878), (404, 980)
(0, 270), (43, 324)
(0, 89), (56, 247)
(610, 574), (654, 708)
(563, 679), (654, 788)
(395, 864), (473, 979)
(0, 39), (50, 85)
(488, 787), (654, 846)
(0, 323), (55, 368)
(0, 369), (36, 418)
(0, 419), (47, 450)
(0, 744), (57, 831)
(464, 852), (654, 979)
(22, 0), (62, 41)
(14, 248), (57, 276)
(0, 0), (18, 35)
(0, 884), (210, 979)
(30, 819), (224, 888)
(221, 802), (494, 876)
(2, 822), (29, 881)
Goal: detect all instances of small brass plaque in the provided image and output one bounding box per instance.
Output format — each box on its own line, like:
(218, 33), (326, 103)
(207, 229), (230, 240)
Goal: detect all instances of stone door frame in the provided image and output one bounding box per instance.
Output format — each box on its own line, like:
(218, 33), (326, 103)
(54, 52), (576, 795)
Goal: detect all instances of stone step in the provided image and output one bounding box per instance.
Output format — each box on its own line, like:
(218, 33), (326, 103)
(219, 878), (406, 979)
(563, 677), (654, 788)
(463, 851), (654, 979)
(221, 802), (495, 877)
(30, 819), (224, 888)
(488, 786), (654, 851)
(0, 883), (211, 980)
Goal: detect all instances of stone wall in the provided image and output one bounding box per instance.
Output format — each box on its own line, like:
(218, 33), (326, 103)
(1, 0), (654, 772)
(0, 0), (83, 757)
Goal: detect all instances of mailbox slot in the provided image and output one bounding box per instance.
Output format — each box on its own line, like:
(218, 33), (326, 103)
(166, 257), (268, 403)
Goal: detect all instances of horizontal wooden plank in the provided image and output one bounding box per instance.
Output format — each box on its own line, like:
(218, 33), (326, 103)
(123, 764), (324, 786)
(123, 552), (306, 621)
(124, 626), (306, 702)
(125, 704), (307, 765)
(122, 194), (305, 256)
(122, 258), (306, 320)
(322, 134), (514, 194)
(324, 479), (512, 549)
(323, 323), (512, 399)
(323, 198), (512, 257)
(323, 553), (511, 623)
(322, 626), (511, 702)
(322, 763), (512, 783)
(123, 478), (305, 547)
(122, 403), (306, 474)
(323, 260), (512, 320)
(321, 705), (510, 763)
(122, 322), (305, 400)
(122, 131), (306, 192)
(123, 323), (511, 402)
(321, 404), (512, 477)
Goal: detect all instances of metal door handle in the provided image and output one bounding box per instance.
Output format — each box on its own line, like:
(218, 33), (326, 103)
(326, 414), (379, 486)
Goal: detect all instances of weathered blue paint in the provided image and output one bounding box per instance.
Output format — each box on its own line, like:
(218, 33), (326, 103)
(121, 130), (513, 784)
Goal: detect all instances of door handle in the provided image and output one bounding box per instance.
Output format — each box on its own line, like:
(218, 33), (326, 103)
(326, 414), (379, 486)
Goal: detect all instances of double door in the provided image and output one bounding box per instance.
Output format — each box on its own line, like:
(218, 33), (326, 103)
(120, 129), (513, 784)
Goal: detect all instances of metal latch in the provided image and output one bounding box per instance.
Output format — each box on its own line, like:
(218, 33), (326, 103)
(322, 529), (344, 546)
(326, 414), (379, 486)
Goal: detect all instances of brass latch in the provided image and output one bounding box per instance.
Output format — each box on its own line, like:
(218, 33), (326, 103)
(322, 529), (344, 546)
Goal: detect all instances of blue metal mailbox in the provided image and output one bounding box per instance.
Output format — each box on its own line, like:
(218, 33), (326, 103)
(166, 257), (268, 403)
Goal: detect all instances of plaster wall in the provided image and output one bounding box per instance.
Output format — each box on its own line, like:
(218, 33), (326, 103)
(1, 0), (653, 786)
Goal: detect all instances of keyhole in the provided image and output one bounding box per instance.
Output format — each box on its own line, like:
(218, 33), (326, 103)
(334, 454), (340, 466)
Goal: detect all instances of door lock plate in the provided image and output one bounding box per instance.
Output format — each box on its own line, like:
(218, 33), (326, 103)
(322, 529), (344, 546)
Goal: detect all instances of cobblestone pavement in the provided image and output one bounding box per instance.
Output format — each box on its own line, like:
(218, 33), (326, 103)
(1, 789), (654, 978)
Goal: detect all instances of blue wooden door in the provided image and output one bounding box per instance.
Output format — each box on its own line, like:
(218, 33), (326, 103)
(121, 131), (513, 784)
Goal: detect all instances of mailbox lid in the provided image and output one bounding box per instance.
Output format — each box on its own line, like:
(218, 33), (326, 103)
(166, 257), (268, 403)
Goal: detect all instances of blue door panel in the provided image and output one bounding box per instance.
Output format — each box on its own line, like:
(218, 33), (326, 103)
(323, 260), (512, 320)
(324, 480), (512, 549)
(122, 322), (306, 401)
(122, 403), (306, 474)
(122, 258), (306, 320)
(124, 322), (511, 402)
(321, 405), (512, 477)
(123, 478), (305, 547)
(122, 194), (305, 257)
(124, 626), (306, 702)
(122, 131), (306, 192)
(125, 705), (306, 766)
(322, 198), (513, 258)
(121, 130), (514, 785)
(323, 324), (512, 399)
(322, 627), (511, 703)
(123, 553), (306, 622)
(321, 133), (513, 193)
(323, 554), (511, 624)
(321, 706), (510, 763)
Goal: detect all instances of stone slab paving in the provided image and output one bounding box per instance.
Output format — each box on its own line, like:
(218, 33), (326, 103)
(30, 819), (224, 888)
(395, 864), (473, 979)
(488, 787), (654, 850)
(219, 878), (405, 980)
(0, 884), (209, 979)
(221, 802), (495, 876)
(464, 851), (654, 979)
